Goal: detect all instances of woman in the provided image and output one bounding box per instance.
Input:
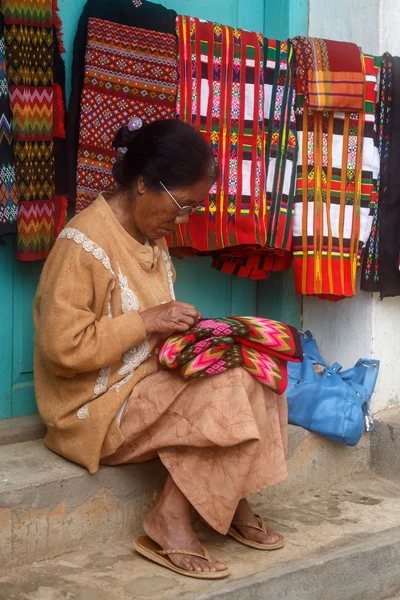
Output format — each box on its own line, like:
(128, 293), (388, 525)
(34, 119), (288, 579)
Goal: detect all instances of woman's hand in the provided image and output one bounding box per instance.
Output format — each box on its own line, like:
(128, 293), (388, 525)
(140, 301), (202, 336)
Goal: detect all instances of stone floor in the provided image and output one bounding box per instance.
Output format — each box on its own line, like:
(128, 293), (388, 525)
(1, 475), (400, 600)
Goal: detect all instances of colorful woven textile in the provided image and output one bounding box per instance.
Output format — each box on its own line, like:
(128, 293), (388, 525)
(75, 18), (177, 213)
(292, 53), (380, 299)
(0, 11), (18, 234)
(66, 0), (177, 214)
(159, 317), (302, 395)
(169, 20), (297, 280)
(170, 16), (265, 252)
(264, 38), (298, 251)
(362, 54), (400, 297)
(2, 0), (67, 260)
(292, 37), (365, 112)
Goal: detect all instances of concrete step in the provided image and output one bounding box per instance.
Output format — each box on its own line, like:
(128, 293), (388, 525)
(371, 408), (400, 482)
(0, 425), (371, 568)
(1, 475), (400, 600)
(0, 414), (45, 446)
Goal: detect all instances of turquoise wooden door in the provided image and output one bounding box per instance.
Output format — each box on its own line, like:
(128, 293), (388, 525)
(0, 0), (306, 418)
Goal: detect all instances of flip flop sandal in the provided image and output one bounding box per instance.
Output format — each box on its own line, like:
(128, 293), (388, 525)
(133, 536), (230, 579)
(228, 514), (285, 550)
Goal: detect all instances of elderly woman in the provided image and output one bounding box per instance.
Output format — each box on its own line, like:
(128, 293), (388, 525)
(34, 119), (288, 580)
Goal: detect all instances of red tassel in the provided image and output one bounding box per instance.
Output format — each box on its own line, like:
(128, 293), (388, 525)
(52, 0), (66, 54)
(53, 195), (68, 237)
(53, 84), (66, 138)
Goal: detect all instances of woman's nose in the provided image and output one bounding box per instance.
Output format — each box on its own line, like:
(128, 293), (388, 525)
(174, 213), (190, 225)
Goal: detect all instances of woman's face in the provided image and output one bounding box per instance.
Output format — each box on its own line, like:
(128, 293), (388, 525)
(131, 177), (214, 240)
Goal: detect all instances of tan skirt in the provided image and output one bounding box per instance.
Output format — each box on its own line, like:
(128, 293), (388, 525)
(103, 368), (288, 534)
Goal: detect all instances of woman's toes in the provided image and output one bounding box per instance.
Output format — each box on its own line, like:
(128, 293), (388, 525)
(216, 561), (227, 571)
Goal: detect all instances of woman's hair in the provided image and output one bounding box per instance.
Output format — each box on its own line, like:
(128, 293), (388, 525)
(112, 119), (219, 191)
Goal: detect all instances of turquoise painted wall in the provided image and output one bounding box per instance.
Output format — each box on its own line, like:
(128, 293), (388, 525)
(0, 0), (308, 418)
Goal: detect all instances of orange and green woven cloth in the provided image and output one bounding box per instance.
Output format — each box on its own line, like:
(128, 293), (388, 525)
(159, 317), (302, 395)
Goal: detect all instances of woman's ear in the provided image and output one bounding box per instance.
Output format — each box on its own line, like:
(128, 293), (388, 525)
(137, 175), (146, 196)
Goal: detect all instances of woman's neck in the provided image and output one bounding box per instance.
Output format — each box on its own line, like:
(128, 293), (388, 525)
(106, 192), (146, 245)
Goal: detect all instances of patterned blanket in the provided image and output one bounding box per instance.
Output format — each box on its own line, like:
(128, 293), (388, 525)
(75, 18), (178, 213)
(292, 53), (380, 299)
(292, 37), (365, 112)
(159, 317), (302, 395)
(2, 0), (67, 260)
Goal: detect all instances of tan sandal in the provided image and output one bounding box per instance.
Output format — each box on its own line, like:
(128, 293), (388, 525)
(133, 536), (230, 579)
(228, 514), (285, 550)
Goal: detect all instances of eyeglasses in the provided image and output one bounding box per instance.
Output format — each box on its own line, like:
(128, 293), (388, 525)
(159, 181), (200, 215)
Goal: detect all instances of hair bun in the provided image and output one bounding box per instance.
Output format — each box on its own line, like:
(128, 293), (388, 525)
(112, 117), (145, 155)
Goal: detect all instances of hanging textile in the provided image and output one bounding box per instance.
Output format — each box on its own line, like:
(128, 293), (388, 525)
(170, 16), (266, 253)
(292, 44), (380, 300)
(75, 18), (177, 213)
(293, 37), (365, 112)
(210, 38), (298, 280)
(0, 10), (18, 234)
(2, 0), (68, 260)
(263, 38), (298, 251)
(361, 54), (400, 298)
(168, 19), (297, 280)
(66, 0), (177, 214)
(159, 317), (302, 395)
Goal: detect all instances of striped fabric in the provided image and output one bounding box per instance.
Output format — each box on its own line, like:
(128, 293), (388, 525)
(169, 16), (266, 252)
(292, 54), (380, 299)
(2, 0), (67, 260)
(169, 19), (297, 280)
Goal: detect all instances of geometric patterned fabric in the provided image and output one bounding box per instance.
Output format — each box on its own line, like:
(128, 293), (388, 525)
(2, 0), (68, 260)
(75, 18), (178, 213)
(0, 11), (18, 234)
(159, 316), (303, 395)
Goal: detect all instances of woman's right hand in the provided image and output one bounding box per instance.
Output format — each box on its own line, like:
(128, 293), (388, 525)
(140, 301), (202, 336)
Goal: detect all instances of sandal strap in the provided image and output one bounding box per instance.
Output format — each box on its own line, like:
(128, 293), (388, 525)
(157, 546), (211, 563)
(231, 514), (266, 533)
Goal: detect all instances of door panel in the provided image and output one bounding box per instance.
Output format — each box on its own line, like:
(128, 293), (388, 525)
(12, 256), (43, 417)
(0, 237), (13, 419)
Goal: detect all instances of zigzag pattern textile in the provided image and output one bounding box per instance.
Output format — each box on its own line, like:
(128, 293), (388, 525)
(168, 19), (298, 280)
(159, 316), (303, 395)
(2, 0), (67, 260)
(291, 43), (380, 300)
(75, 18), (178, 213)
(0, 10), (18, 234)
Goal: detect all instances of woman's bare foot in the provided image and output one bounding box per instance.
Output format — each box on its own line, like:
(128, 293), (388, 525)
(143, 476), (227, 574)
(232, 499), (281, 545)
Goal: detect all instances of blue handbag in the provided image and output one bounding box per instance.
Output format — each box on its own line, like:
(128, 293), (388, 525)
(286, 331), (379, 446)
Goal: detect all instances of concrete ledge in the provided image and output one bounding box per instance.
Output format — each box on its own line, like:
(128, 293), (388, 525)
(372, 408), (400, 481)
(0, 426), (371, 568)
(2, 477), (400, 600)
(0, 415), (46, 446)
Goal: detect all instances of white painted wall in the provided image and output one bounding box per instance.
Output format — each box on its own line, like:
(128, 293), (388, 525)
(309, 0), (380, 55)
(306, 0), (400, 413)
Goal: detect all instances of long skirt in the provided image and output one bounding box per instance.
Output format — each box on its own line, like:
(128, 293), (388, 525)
(102, 368), (288, 534)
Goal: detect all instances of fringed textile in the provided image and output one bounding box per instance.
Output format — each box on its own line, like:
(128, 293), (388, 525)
(292, 53), (380, 299)
(75, 18), (177, 213)
(159, 316), (302, 395)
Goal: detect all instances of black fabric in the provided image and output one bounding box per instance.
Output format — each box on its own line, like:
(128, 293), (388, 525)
(379, 56), (400, 298)
(66, 0), (177, 216)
